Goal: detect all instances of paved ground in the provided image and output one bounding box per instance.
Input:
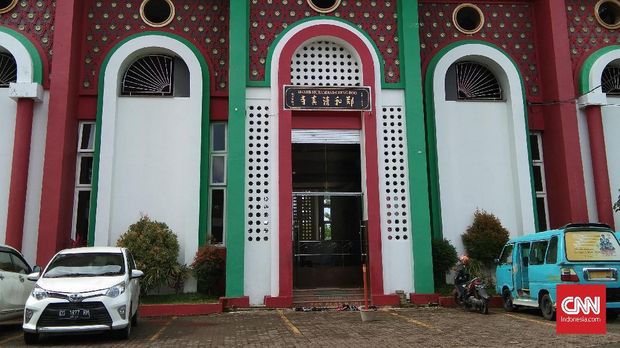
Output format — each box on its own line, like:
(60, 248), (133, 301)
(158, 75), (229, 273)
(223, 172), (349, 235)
(3, 306), (620, 347)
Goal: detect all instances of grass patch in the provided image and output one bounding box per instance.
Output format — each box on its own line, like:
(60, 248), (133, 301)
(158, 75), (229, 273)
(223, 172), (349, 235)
(141, 293), (219, 304)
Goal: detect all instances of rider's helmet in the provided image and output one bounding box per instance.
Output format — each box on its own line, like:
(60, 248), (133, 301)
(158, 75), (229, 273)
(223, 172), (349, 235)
(459, 255), (470, 265)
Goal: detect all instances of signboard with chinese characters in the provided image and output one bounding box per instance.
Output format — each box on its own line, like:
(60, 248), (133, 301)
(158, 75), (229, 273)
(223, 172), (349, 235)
(283, 86), (371, 111)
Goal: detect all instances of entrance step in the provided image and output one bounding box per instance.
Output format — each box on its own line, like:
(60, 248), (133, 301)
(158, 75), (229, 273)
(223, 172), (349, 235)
(293, 288), (366, 308)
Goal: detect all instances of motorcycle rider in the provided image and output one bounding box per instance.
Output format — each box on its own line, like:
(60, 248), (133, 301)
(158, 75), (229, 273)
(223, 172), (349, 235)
(454, 255), (471, 303)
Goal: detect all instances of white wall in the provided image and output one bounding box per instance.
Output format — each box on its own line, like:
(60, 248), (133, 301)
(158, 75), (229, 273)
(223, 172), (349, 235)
(432, 44), (536, 255)
(107, 97), (201, 266)
(576, 105), (599, 223)
(378, 89), (413, 295)
(0, 89), (17, 244)
(20, 91), (48, 264)
(602, 97), (620, 230)
(244, 88), (273, 305)
(436, 101), (522, 252)
(95, 36), (204, 280)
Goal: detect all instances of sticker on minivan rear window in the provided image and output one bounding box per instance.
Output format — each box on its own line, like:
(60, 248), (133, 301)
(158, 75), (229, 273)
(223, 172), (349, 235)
(565, 231), (620, 262)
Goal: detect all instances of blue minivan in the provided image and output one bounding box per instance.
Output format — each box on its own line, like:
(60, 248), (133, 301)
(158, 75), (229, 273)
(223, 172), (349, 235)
(496, 223), (620, 320)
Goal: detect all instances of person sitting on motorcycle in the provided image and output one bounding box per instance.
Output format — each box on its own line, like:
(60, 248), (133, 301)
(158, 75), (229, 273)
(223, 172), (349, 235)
(454, 255), (471, 302)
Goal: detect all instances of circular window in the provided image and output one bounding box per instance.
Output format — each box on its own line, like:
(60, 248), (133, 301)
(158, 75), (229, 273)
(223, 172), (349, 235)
(140, 0), (175, 28)
(0, 0), (18, 14)
(595, 0), (620, 30)
(453, 3), (484, 35)
(307, 0), (341, 14)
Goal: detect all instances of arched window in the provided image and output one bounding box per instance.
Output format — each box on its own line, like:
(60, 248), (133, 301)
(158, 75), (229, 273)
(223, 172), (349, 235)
(445, 61), (503, 101)
(120, 54), (189, 97)
(0, 52), (17, 88)
(602, 64), (620, 96)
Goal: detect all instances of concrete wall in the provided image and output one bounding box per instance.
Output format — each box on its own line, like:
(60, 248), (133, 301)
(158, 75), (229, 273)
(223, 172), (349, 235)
(602, 97), (620, 230)
(0, 90), (17, 244)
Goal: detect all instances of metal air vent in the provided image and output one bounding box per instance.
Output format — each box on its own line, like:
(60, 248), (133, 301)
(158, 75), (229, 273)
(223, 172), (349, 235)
(0, 52), (17, 88)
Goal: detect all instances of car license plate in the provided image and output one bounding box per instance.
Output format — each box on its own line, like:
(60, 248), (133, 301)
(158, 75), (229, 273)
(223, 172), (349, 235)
(589, 270), (613, 280)
(59, 309), (91, 320)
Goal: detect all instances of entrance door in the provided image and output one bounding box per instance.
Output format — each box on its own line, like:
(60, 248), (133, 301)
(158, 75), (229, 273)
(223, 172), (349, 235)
(292, 143), (364, 289)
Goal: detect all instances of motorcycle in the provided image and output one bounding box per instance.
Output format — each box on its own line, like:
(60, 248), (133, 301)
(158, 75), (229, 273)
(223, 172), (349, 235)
(453, 276), (491, 314)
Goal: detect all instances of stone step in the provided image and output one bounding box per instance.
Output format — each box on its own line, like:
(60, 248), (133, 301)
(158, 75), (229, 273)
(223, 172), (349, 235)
(293, 288), (366, 308)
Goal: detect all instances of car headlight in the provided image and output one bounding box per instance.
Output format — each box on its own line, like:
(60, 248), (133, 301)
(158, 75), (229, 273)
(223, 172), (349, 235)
(31, 285), (48, 301)
(105, 282), (126, 298)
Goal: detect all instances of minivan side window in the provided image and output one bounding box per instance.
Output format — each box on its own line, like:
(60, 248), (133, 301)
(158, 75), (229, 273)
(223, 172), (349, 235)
(529, 240), (548, 265)
(499, 244), (514, 264)
(546, 236), (558, 264)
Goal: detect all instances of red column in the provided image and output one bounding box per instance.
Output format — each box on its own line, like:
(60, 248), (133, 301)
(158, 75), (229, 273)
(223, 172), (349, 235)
(533, 0), (588, 226)
(5, 98), (35, 250)
(585, 106), (614, 226)
(36, 0), (83, 264)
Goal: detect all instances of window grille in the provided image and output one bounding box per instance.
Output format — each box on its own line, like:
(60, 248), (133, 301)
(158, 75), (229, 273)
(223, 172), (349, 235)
(602, 65), (620, 96)
(0, 52), (17, 88)
(121, 55), (174, 96)
(454, 62), (503, 101)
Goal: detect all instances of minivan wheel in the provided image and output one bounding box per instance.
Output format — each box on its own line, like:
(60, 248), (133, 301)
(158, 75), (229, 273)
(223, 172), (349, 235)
(502, 288), (516, 312)
(23, 332), (39, 345)
(540, 294), (556, 321)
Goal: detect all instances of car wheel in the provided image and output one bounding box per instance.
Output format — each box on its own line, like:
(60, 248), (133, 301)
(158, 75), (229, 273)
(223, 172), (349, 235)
(117, 318), (131, 340)
(131, 305), (139, 327)
(540, 294), (556, 321)
(502, 288), (516, 312)
(23, 332), (39, 345)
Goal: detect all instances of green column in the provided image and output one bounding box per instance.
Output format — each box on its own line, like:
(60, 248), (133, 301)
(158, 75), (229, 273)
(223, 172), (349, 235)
(225, 0), (248, 297)
(399, 0), (435, 293)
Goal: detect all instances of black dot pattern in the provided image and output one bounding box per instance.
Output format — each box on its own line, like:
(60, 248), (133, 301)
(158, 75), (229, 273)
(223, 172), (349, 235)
(381, 107), (409, 242)
(246, 102), (271, 243)
(290, 40), (361, 87)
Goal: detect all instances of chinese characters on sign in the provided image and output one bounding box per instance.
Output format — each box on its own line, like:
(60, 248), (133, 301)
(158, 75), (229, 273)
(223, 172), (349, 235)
(283, 86), (371, 111)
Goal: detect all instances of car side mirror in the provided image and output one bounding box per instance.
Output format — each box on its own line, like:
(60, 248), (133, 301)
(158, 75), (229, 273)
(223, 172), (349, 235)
(27, 272), (40, 281)
(131, 269), (144, 279)
(32, 265), (42, 274)
(494, 258), (500, 265)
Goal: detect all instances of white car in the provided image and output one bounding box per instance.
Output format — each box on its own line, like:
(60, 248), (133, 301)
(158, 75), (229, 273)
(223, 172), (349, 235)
(0, 245), (38, 322)
(23, 247), (143, 344)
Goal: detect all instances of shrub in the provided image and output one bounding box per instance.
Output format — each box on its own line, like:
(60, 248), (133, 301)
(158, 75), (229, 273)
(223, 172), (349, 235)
(116, 215), (187, 295)
(191, 245), (225, 296)
(461, 209), (510, 267)
(431, 238), (458, 287)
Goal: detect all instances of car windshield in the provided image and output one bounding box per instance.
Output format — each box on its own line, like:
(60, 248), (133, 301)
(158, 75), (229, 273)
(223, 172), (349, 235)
(44, 252), (125, 278)
(565, 230), (620, 262)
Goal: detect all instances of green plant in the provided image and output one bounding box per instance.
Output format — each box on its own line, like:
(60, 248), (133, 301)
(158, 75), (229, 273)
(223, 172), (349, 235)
(116, 215), (187, 295)
(431, 238), (458, 287)
(191, 245), (225, 296)
(467, 258), (497, 296)
(461, 209), (510, 267)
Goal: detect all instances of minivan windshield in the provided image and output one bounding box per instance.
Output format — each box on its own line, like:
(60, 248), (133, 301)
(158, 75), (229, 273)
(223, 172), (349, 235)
(565, 230), (620, 262)
(44, 252), (125, 278)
